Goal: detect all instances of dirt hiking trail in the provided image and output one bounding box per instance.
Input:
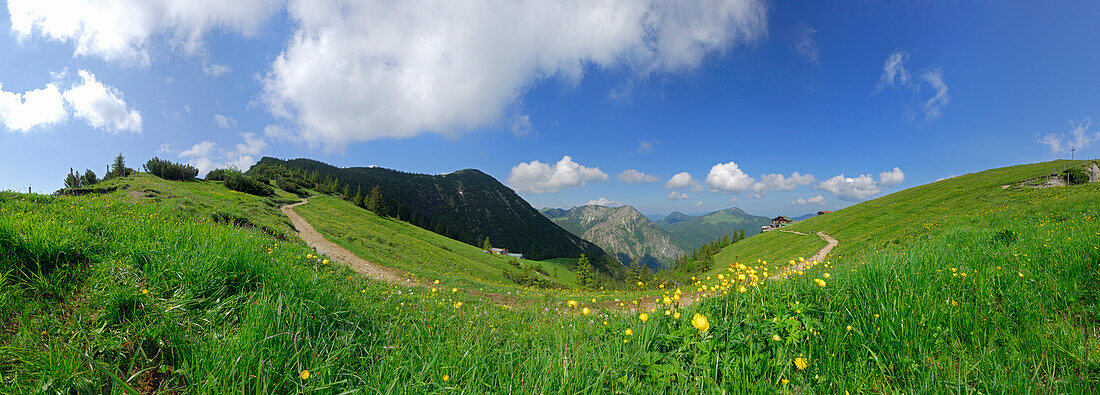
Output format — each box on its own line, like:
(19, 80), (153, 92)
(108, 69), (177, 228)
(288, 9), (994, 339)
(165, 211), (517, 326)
(281, 199), (414, 285)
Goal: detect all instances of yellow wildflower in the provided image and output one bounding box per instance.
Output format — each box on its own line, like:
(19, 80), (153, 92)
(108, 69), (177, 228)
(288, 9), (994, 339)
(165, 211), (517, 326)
(582, 307), (590, 315)
(300, 370), (310, 380)
(639, 313), (649, 323)
(624, 328), (633, 336)
(692, 313), (710, 332)
(794, 357), (808, 370)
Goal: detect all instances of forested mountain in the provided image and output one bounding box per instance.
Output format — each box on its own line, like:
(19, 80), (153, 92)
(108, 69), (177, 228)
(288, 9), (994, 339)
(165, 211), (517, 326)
(655, 208), (772, 251)
(542, 205), (682, 272)
(249, 157), (615, 271)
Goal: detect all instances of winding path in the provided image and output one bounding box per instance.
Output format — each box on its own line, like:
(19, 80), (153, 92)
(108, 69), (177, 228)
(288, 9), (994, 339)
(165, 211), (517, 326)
(768, 231), (838, 280)
(281, 199), (415, 285)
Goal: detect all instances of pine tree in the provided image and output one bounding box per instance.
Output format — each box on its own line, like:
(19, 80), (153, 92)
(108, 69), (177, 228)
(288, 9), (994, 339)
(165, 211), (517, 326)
(739, 229), (746, 240)
(64, 168), (81, 188)
(111, 153), (129, 178)
(352, 186), (364, 207)
(575, 254), (594, 288)
(366, 185), (386, 216)
(82, 169), (98, 186)
(343, 183), (353, 199)
(482, 237), (492, 251)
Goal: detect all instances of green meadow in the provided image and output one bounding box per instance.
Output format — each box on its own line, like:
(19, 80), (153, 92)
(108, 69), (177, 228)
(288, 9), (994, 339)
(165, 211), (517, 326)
(1, 160), (1097, 392)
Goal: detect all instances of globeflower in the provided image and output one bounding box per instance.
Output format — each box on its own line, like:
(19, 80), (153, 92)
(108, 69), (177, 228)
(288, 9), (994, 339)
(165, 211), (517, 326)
(814, 279), (826, 288)
(692, 313), (710, 332)
(567, 300), (578, 308)
(300, 370), (310, 380)
(673, 312), (681, 319)
(582, 307), (590, 315)
(638, 313), (649, 323)
(624, 328), (633, 336)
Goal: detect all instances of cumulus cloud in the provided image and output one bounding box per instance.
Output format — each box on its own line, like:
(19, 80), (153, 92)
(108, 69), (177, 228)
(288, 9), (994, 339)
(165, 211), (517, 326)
(1037, 117), (1097, 154)
(618, 169), (659, 183)
(0, 82), (67, 132)
(878, 167), (905, 187)
(795, 27), (819, 65)
(817, 174), (881, 201)
(507, 155), (609, 194)
(751, 171), (815, 197)
(8, 0), (284, 64)
(62, 70), (143, 133)
(793, 195), (826, 206)
(921, 68), (949, 121)
(214, 113), (236, 129)
(586, 197), (622, 207)
(665, 172), (698, 190)
(178, 133), (267, 175)
(260, 0), (768, 147)
(668, 191), (690, 200)
(705, 162), (756, 192)
(876, 49), (911, 92)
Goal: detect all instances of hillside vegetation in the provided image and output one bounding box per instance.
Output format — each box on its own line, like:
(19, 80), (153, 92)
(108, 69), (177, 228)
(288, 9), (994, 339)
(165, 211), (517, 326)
(1, 160), (1097, 392)
(293, 195), (579, 292)
(251, 158), (612, 266)
(657, 208), (771, 251)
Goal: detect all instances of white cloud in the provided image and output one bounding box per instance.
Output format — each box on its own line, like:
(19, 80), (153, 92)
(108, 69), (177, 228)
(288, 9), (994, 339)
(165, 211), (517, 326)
(8, 0), (284, 64)
(666, 172), (697, 189)
(507, 155), (609, 194)
(921, 68), (949, 121)
(936, 174), (958, 182)
(795, 27), (819, 65)
(876, 49), (911, 92)
(793, 195), (826, 206)
(214, 113), (236, 129)
(876, 49), (949, 121)
(705, 161), (755, 192)
(203, 63), (232, 76)
(636, 139), (655, 154)
(1037, 117), (1097, 154)
(178, 133), (267, 175)
(751, 171), (815, 197)
(817, 174), (880, 201)
(668, 191), (690, 200)
(61, 70), (142, 133)
(0, 82), (67, 132)
(260, 0), (768, 147)
(510, 114), (534, 138)
(694, 201), (703, 207)
(878, 167), (905, 187)
(618, 169), (659, 183)
(586, 197), (622, 207)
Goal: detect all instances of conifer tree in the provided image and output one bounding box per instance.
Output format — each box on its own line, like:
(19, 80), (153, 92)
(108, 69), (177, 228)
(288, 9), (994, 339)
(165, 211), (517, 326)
(482, 237), (492, 251)
(367, 185), (386, 216)
(352, 186), (364, 207)
(575, 253), (594, 288)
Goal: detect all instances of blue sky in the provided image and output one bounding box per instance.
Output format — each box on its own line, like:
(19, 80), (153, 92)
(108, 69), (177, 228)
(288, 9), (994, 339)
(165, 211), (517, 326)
(1, 1), (1097, 217)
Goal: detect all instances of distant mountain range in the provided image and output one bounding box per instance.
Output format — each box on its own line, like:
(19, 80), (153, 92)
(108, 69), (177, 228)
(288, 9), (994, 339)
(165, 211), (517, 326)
(542, 205), (682, 272)
(250, 158), (617, 274)
(655, 208), (773, 252)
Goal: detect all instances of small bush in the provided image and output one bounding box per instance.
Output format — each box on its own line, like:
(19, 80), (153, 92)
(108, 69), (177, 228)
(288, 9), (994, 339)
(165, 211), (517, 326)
(205, 169), (230, 181)
(145, 157), (199, 181)
(1062, 168), (1090, 185)
(224, 172), (274, 196)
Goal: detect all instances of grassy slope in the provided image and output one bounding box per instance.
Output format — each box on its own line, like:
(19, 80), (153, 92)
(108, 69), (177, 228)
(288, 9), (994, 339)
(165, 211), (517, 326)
(706, 160), (1096, 274)
(97, 173), (301, 236)
(292, 195), (578, 291)
(2, 161), (1098, 392)
(705, 230), (827, 276)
